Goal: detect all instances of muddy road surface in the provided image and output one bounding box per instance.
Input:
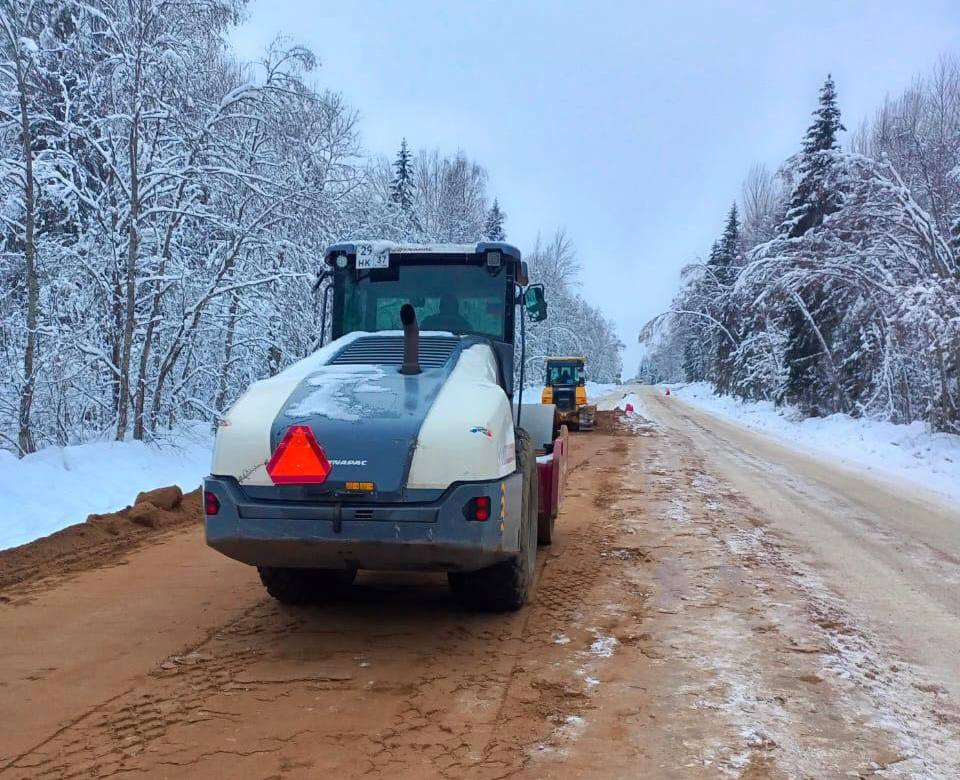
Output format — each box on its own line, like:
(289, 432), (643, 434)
(2, 395), (959, 778)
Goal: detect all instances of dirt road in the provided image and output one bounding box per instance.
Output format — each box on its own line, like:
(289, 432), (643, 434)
(2, 395), (959, 778)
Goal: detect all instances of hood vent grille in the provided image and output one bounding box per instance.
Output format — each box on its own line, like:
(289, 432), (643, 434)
(329, 335), (459, 368)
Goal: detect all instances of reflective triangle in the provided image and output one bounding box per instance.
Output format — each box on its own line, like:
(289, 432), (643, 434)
(266, 425), (331, 484)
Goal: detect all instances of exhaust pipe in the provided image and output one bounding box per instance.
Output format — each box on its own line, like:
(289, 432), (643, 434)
(399, 303), (421, 375)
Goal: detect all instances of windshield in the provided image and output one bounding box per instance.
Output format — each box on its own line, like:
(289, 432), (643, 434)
(332, 259), (512, 340)
(546, 362), (584, 385)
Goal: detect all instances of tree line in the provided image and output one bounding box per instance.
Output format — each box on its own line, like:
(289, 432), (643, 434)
(0, 0), (622, 455)
(522, 229), (624, 388)
(641, 62), (960, 434)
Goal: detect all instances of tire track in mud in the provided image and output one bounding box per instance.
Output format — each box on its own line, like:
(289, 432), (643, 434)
(2, 425), (651, 780)
(11, 398), (941, 779)
(2, 601), (269, 779)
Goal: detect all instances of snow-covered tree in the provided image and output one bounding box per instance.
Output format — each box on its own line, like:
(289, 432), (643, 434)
(391, 138), (414, 210)
(484, 198), (506, 240)
(782, 74), (846, 238)
(643, 67), (960, 434)
(0, 5), (623, 455)
(0, 0), (50, 453)
(775, 76), (848, 411)
(520, 229), (623, 385)
(389, 137), (420, 236)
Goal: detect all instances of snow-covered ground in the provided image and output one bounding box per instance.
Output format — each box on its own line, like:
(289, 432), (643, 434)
(671, 382), (960, 504)
(0, 424), (212, 550)
(585, 381), (618, 400)
(522, 380), (618, 400)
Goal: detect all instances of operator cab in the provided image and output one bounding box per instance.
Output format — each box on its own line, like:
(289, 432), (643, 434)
(545, 358), (586, 388)
(319, 242), (547, 397)
(323, 242), (527, 343)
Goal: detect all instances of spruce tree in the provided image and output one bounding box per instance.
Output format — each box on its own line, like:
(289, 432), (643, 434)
(783, 75), (846, 238)
(390, 138), (414, 213)
(781, 76), (847, 413)
(708, 204), (741, 393)
(484, 198), (506, 241)
(709, 203), (740, 287)
(706, 240), (722, 271)
(683, 338), (705, 382)
(802, 75), (844, 156)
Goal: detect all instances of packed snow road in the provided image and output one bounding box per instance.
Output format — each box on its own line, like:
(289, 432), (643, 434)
(2, 391), (959, 778)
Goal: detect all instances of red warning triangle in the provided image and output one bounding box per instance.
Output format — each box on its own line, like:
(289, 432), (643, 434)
(267, 425), (331, 484)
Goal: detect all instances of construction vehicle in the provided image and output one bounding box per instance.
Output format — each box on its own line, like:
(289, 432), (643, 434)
(541, 356), (596, 431)
(203, 242), (568, 611)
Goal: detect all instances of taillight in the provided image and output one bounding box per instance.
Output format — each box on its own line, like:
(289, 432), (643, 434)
(204, 490), (220, 516)
(266, 425), (331, 484)
(464, 496), (491, 522)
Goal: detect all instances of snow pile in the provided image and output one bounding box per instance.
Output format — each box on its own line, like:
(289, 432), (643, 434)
(674, 383), (960, 503)
(0, 424), (212, 550)
(584, 381), (618, 401)
(522, 380), (617, 400)
(602, 391), (655, 423)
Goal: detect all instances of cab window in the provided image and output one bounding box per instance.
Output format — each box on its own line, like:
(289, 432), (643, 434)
(336, 261), (509, 339)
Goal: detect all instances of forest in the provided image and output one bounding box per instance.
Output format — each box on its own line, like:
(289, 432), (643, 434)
(0, 0), (623, 455)
(641, 62), (960, 434)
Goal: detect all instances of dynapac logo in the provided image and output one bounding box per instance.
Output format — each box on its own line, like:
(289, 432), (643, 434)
(330, 459), (368, 467)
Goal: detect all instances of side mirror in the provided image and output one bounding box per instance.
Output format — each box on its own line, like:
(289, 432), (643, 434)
(517, 261), (530, 286)
(524, 284), (547, 322)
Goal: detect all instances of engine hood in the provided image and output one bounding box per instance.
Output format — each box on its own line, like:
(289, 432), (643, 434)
(211, 332), (516, 500)
(266, 355), (455, 498)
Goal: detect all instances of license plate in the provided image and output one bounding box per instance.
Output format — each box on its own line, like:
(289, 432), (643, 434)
(355, 243), (389, 269)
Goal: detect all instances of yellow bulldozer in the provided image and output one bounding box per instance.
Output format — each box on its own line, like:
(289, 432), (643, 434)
(541, 356), (596, 431)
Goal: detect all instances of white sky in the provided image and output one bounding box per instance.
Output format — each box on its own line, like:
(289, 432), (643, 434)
(231, 0), (960, 376)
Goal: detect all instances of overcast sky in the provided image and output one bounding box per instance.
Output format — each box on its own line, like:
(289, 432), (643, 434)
(231, 1), (960, 376)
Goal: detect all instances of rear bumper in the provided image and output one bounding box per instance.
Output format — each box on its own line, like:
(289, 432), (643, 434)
(204, 474), (523, 572)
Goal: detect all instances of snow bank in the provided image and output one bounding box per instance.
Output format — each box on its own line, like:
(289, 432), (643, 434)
(594, 388), (652, 418)
(585, 381), (618, 400)
(0, 424), (212, 550)
(673, 382), (960, 503)
(522, 380), (617, 396)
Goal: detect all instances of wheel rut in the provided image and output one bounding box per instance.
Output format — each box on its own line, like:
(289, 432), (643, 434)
(2, 426), (643, 780)
(6, 397), (949, 778)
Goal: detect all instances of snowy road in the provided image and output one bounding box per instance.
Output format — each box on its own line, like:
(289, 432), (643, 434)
(633, 385), (960, 776)
(641, 386), (960, 696)
(1, 395), (959, 778)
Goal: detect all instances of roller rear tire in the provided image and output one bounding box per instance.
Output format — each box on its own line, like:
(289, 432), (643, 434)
(258, 566), (357, 605)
